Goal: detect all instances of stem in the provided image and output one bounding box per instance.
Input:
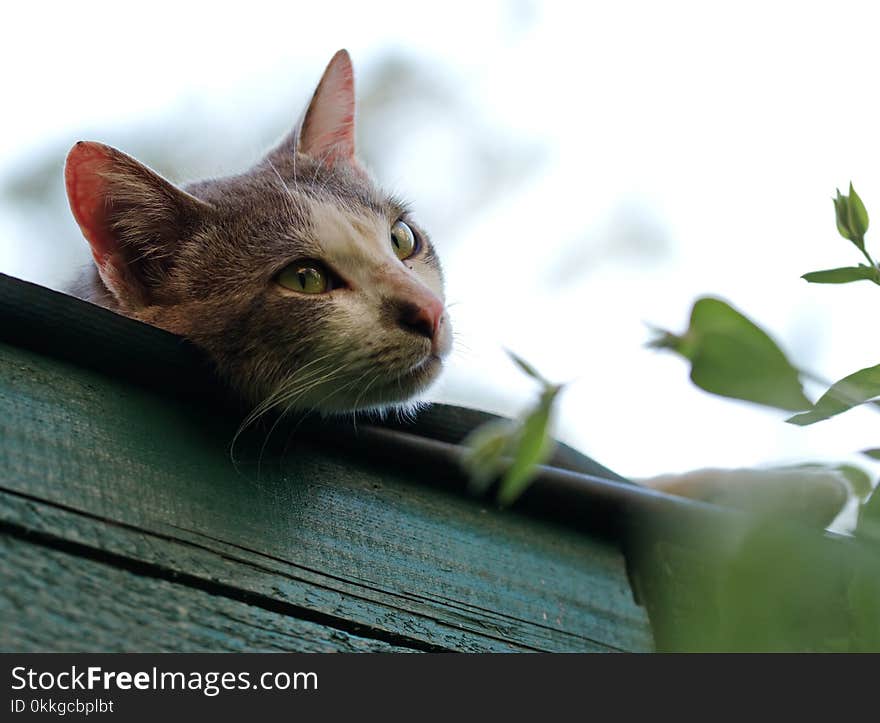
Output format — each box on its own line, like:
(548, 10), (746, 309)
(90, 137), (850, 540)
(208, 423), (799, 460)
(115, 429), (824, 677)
(852, 240), (880, 284)
(858, 240), (877, 269)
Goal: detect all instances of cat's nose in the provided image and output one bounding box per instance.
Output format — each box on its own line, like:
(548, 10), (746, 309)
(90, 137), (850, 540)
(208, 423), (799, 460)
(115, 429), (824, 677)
(396, 297), (444, 341)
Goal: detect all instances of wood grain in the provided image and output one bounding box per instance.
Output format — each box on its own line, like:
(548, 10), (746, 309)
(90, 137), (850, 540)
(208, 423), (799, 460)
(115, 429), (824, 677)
(0, 534), (413, 652)
(0, 341), (652, 652)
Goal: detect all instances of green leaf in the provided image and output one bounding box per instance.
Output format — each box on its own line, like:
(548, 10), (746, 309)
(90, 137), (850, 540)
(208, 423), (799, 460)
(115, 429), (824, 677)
(835, 464), (874, 500)
(861, 448), (880, 461)
(857, 487), (880, 541)
(506, 349), (549, 386)
(802, 265), (878, 284)
(461, 355), (566, 505)
(787, 363), (880, 426)
(497, 384), (562, 506)
(834, 190), (854, 241)
(461, 418), (516, 493)
(651, 297), (811, 412)
(848, 182), (870, 240)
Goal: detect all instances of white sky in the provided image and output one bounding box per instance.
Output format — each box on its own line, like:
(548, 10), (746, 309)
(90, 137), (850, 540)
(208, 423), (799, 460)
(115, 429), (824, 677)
(3, 0), (880, 480)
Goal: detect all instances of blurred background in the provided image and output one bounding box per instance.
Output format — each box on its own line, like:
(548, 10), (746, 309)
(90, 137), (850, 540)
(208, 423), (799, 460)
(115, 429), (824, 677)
(3, 0), (880, 481)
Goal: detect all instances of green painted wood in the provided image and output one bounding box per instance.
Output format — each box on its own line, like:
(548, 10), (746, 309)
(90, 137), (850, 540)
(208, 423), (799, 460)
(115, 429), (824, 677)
(0, 534), (414, 653)
(0, 341), (653, 652)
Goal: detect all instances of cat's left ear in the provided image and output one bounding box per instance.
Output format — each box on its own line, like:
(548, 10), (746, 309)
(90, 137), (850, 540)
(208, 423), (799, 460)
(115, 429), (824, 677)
(64, 141), (211, 310)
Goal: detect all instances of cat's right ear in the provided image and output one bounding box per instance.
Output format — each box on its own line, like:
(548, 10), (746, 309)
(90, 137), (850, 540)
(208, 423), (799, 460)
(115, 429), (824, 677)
(267, 50), (361, 169)
(65, 141), (210, 310)
(297, 49), (356, 163)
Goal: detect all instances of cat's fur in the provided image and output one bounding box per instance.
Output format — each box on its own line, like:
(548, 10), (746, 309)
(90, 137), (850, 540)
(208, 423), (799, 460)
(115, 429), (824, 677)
(65, 50), (450, 414)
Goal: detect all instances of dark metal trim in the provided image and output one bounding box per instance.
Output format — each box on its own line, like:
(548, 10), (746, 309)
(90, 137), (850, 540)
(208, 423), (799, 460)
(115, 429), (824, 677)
(0, 271), (715, 544)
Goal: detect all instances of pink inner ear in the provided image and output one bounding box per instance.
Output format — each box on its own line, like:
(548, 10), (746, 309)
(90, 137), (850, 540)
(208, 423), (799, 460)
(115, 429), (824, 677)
(64, 142), (117, 266)
(301, 49), (357, 163)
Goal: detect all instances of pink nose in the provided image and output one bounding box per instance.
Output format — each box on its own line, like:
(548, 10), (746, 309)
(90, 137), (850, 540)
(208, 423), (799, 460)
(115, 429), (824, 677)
(397, 296), (444, 341)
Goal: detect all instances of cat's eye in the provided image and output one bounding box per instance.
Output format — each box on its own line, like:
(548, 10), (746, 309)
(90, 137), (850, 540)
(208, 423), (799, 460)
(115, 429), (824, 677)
(277, 263), (329, 294)
(391, 220), (417, 260)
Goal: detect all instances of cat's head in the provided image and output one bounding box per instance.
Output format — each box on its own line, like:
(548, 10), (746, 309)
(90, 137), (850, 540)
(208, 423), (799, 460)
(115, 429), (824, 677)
(63, 50), (451, 414)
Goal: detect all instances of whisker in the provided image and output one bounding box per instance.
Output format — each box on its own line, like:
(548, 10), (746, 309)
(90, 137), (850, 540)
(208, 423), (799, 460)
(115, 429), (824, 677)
(350, 371), (383, 434)
(280, 364), (377, 450)
(229, 350), (344, 468)
(254, 361), (353, 477)
(289, 147), (302, 195)
(265, 158), (302, 220)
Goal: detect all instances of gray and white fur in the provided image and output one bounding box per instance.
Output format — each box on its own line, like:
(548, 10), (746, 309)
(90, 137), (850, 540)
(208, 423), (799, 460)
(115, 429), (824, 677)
(65, 50), (450, 416)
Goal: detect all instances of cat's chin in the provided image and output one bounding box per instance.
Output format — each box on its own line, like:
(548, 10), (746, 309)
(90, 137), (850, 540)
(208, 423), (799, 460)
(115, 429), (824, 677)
(400, 353), (444, 388)
(360, 355), (444, 412)
(302, 353), (444, 415)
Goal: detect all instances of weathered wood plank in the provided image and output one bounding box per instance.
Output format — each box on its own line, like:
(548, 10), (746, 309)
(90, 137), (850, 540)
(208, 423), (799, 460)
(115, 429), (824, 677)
(0, 342), (652, 652)
(0, 534), (413, 652)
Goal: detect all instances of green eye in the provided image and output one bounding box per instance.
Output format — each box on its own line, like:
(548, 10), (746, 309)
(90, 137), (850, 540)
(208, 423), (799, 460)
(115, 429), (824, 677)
(391, 220), (417, 260)
(277, 264), (328, 294)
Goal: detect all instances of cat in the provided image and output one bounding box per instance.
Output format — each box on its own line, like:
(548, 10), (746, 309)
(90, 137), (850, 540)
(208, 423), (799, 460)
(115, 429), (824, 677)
(65, 50), (450, 415)
(63, 50), (850, 527)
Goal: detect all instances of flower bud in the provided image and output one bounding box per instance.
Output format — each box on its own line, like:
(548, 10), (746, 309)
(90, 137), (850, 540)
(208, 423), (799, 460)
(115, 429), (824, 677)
(833, 184), (868, 251)
(847, 182), (869, 241)
(834, 190), (855, 241)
